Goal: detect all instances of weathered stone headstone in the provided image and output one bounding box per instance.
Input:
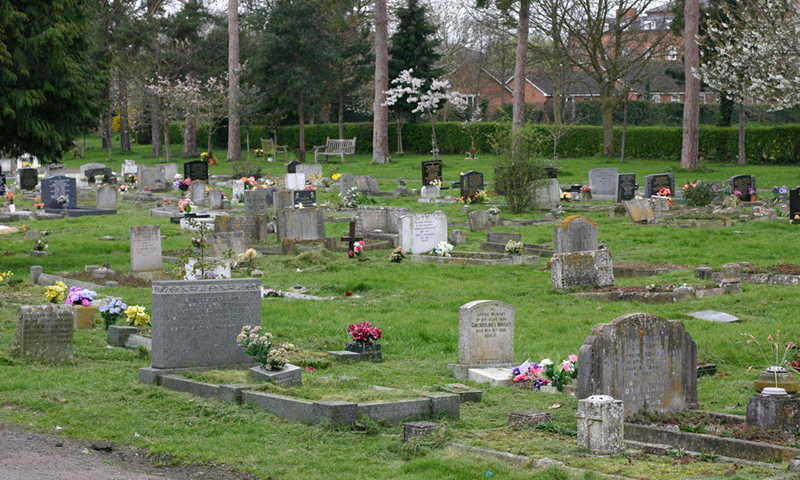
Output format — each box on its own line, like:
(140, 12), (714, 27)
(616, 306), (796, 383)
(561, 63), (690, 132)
(285, 160), (299, 174)
(550, 250), (614, 290)
(231, 180), (245, 203)
(85, 167), (114, 184)
(276, 208), (325, 241)
(487, 232), (522, 244)
(623, 199), (658, 224)
(356, 175), (379, 194)
(644, 173), (675, 198)
(149, 278), (260, 369)
(616, 173), (637, 202)
(588, 168), (619, 200)
(421, 160), (443, 186)
(80, 163), (106, 178)
(790, 187), (800, 219)
(420, 185), (440, 200)
(468, 210), (490, 232)
(273, 190), (294, 212)
(11, 305), (74, 363)
(577, 312), (698, 417)
(448, 300), (515, 379)
(208, 189), (223, 210)
(576, 396), (624, 454)
(215, 215), (268, 244)
(292, 189), (317, 208)
(449, 230), (466, 245)
(727, 175), (756, 200)
(138, 165), (168, 192)
(339, 173), (356, 197)
(460, 171), (484, 199)
(41, 176), (77, 209)
(184, 160), (209, 182)
(19, 168), (38, 191)
(356, 205), (409, 235)
(244, 189), (270, 216)
(554, 216), (598, 254)
(96, 184), (118, 210)
(534, 178), (561, 208)
(190, 180), (207, 206)
(398, 211), (448, 254)
(207, 231), (247, 258)
(130, 225), (163, 272)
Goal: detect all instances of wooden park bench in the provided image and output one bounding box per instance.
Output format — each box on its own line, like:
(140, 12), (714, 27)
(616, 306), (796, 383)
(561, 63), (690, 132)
(261, 138), (289, 161)
(313, 137), (356, 163)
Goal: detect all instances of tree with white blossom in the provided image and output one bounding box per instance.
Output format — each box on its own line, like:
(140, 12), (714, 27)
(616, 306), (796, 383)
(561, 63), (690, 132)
(383, 69), (466, 160)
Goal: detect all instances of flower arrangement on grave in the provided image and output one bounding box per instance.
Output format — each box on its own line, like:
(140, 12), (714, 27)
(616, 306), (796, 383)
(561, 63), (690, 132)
(237, 248), (258, 272)
(332, 173), (341, 181)
(57, 195), (69, 205)
(772, 185), (788, 206)
(431, 241), (453, 257)
(178, 199), (193, 213)
(428, 179), (443, 188)
(99, 298), (128, 330)
(174, 175), (191, 191)
(742, 332), (800, 391)
(0, 270), (13, 283)
(33, 239), (48, 252)
(263, 288), (287, 298)
(541, 355), (578, 392)
(65, 286), (97, 306)
(560, 192), (572, 202)
(722, 192), (742, 209)
(45, 281), (67, 303)
(254, 149), (264, 158)
(579, 185), (593, 193)
(160, 198), (173, 207)
(124, 305), (151, 328)
(349, 240), (365, 259)
(237, 325), (288, 370)
(33, 197), (43, 209)
(340, 186), (370, 209)
(657, 187), (672, 197)
(792, 214), (800, 225)
(459, 189), (488, 205)
(681, 182), (716, 207)
(347, 321), (382, 344)
(118, 184), (130, 193)
(241, 176), (259, 190)
(505, 240), (524, 256)
(389, 246), (406, 263)
(511, 360), (551, 390)
(487, 206), (501, 216)
(5, 192), (14, 204)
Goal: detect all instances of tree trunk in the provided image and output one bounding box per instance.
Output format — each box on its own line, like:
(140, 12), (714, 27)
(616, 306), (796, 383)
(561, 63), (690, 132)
(600, 96), (615, 157)
(512, 0), (530, 137)
(738, 103), (746, 165)
(227, 0), (241, 161)
(100, 87), (112, 150)
(372, 0), (389, 163)
(118, 71), (131, 152)
(298, 92), (306, 162)
(150, 94), (162, 157)
(620, 96), (628, 162)
(338, 93), (345, 139)
(164, 122), (171, 162)
(680, 0), (700, 170)
(184, 113), (197, 155)
(552, 69), (562, 125)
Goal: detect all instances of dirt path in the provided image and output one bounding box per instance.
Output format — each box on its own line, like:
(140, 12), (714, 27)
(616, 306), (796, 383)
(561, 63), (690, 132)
(0, 422), (259, 480)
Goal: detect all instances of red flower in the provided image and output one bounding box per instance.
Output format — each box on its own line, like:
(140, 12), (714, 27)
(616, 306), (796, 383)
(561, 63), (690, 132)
(348, 251), (354, 258)
(345, 291), (352, 296)
(305, 367), (316, 372)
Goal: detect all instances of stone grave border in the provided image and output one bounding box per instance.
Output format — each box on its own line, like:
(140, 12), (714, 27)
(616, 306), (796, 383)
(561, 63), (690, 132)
(408, 252), (540, 266)
(696, 266), (800, 286)
(570, 285), (739, 304)
(138, 370), (460, 426)
(613, 264), (689, 278)
(479, 241), (553, 257)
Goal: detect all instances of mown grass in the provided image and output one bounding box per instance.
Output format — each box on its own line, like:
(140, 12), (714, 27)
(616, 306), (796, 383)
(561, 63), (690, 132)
(0, 136), (797, 479)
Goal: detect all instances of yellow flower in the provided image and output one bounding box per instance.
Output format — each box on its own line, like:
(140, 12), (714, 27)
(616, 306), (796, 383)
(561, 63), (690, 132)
(44, 281), (67, 303)
(124, 305), (150, 328)
(22, 224), (28, 231)
(0, 271), (12, 282)
(331, 173), (341, 181)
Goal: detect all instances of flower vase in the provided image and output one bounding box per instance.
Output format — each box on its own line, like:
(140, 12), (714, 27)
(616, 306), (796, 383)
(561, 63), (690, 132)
(753, 366), (800, 394)
(61, 203), (68, 210)
(750, 195), (756, 202)
(344, 342), (382, 362)
(580, 191), (592, 203)
(73, 305), (97, 330)
(179, 185), (189, 192)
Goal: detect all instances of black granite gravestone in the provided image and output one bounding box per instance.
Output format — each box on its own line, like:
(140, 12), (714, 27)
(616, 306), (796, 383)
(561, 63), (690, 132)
(616, 173), (637, 202)
(41, 176), (77, 209)
(421, 160), (442, 186)
(644, 173), (675, 197)
(19, 168), (38, 191)
(292, 189), (317, 208)
(790, 187), (800, 219)
(183, 160), (209, 182)
(286, 160), (299, 174)
(0, 174), (5, 197)
(730, 175), (756, 200)
(460, 171), (484, 198)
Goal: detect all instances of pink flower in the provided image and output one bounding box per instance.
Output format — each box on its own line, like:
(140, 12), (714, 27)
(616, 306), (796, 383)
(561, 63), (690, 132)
(345, 291), (352, 296)
(81, 299), (91, 306)
(569, 354), (578, 362)
(562, 362), (571, 372)
(305, 367), (316, 372)
(513, 374), (527, 382)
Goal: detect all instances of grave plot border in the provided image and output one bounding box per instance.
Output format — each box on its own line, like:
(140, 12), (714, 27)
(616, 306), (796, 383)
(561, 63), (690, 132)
(408, 252), (540, 266)
(570, 286), (739, 303)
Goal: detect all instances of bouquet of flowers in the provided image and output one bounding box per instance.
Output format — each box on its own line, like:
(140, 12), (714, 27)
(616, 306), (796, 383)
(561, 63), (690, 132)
(772, 185), (788, 205)
(487, 206), (501, 216)
(237, 248), (258, 271)
(347, 321), (382, 344)
(560, 192), (572, 202)
(178, 199), (193, 213)
(511, 360), (551, 390)
(119, 184), (130, 193)
(0, 270), (12, 283)
(5, 192), (14, 204)
(124, 305), (150, 328)
(65, 286), (97, 306)
(657, 187), (672, 197)
(45, 281), (67, 303)
(332, 173), (341, 181)
(349, 240), (365, 259)
(33, 239), (48, 251)
(254, 149), (264, 158)
(579, 185), (593, 193)
(389, 246), (406, 263)
(431, 241), (453, 257)
(237, 325), (287, 370)
(174, 176), (192, 191)
(99, 298), (128, 329)
(57, 195), (69, 204)
(505, 240), (524, 255)
(541, 355), (579, 392)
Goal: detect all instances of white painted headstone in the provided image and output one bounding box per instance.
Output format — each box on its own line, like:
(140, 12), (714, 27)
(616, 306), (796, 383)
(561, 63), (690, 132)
(398, 211), (448, 254)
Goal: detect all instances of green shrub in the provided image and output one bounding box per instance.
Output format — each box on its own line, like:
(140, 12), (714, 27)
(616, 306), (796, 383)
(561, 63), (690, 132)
(680, 181), (717, 206)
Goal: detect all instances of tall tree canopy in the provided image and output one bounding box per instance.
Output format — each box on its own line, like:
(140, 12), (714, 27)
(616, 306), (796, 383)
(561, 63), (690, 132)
(0, 0), (102, 162)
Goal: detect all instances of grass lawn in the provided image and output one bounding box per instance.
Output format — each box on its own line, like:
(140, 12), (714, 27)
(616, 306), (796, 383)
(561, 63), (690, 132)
(0, 136), (799, 479)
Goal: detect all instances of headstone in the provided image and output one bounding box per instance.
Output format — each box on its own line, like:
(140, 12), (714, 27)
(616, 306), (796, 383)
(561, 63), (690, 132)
(644, 173), (675, 198)
(398, 211), (448, 254)
(273, 190), (294, 212)
(292, 189), (317, 208)
(356, 175), (379, 194)
(80, 163), (106, 178)
(96, 184), (118, 210)
(420, 186), (440, 200)
(449, 230), (466, 246)
(456, 300), (514, 369)
(576, 396), (624, 454)
(85, 167), (114, 184)
(285, 160), (299, 174)
(121, 160), (137, 180)
(0, 174), (5, 197)
(45, 163), (67, 178)
(138, 165), (168, 192)
(149, 278), (261, 369)
(616, 173), (637, 202)
(339, 173), (356, 197)
(623, 199), (658, 224)
(468, 210), (490, 232)
(162, 163), (179, 184)
(460, 171), (484, 198)
(208, 189), (223, 210)
(295, 163), (322, 179)
(534, 179), (561, 208)
(276, 208), (325, 241)
(550, 249), (614, 290)
(231, 180), (245, 203)
(244, 189), (270, 216)
(588, 168), (619, 200)
(285, 173), (306, 191)
(10, 305), (74, 363)
(129, 225), (163, 272)
(650, 196), (669, 212)
(421, 160), (443, 186)
(577, 312), (698, 417)
(190, 181), (207, 206)
(553, 216), (598, 254)
(727, 175), (756, 199)
(184, 160), (209, 182)
(206, 231), (247, 258)
(41, 176), (77, 209)
(356, 205), (410, 235)
(791, 187), (800, 219)
(18, 168), (38, 191)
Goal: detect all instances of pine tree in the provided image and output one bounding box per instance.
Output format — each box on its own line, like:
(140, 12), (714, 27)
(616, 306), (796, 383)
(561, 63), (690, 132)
(0, 0), (102, 162)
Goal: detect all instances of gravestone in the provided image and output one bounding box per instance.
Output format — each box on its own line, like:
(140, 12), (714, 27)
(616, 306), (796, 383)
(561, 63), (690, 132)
(295, 163), (322, 179)
(588, 168), (619, 200)
(356, 205), (410, 235)
(273, 190), (294, 212)
(420, 185), (440, 200)
(356, 175), (379, 194)
(244, 189), (270, 216)
(216, 215), (268, 244)
(727, 175), (756, 199)
(10, 305), (74, 363)
(149, 278), (260, 369)
(121, 160), (137, 180)
(162, 163), (179, 184)
(286, 160), (299, 174)
(207, 231), (247, 258)
(644, 173), (675, 198)
(398, 211), (448, 254)
(276, 208), (325, 241)
(184, 160), (209, 182)
(41, 176), (77, 209)
(190, 181), (207, 206)
(208, 189), (223, 210)
(421, 160), (443, 186)
(460, 171), (484, 198)
(138, 165), (168, 192)
(623, 199), (658, 224)
(616, 173), (637, 202)
(285, 173), (306, 191)
(468, 210), (490, 232)
(487, 232), (522, 244)
(550, 250), (614, 290)
(790, 187), (800, 219)
(554, 216), (598, 254)
(448, 300), (515, 379)
(0, 174), (5, 197)
(96, 184), (118, 210)
(577, 312), (698, 417)
(44, 163), (67, 178)
(80, 163), (105, 178)
(18, 168), (38, 191)
(85, 167), (114, 184)
(293, 189), (317, 208)
(339, 173), (356, 197)
(534, 178), (562, 208)
(231, 180), (245, 203)
(130, 225), (163, 272)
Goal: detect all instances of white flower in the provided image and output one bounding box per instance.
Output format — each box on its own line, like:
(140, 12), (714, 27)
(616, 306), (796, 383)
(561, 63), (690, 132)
(540, 358), (553, 366)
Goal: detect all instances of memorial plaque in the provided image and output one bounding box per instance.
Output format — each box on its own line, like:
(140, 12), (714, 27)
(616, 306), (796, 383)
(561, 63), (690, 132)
(729, 175), (756, 199)
(644, 173), (675, 197)
(421, 160), (443, 186)
(616, 173), (637, 202)
(398, 211), (448, 254)
(286, 160), (299, 174)
(19, 168), (38, 191)
(150, 279), (261, 369)
(130, 225), (163, 272)
(10, 305), (74, 363)
(460, 171), (484, 198)
(184, 160), (209, 182)
(292, 189), (317, 208)
(588, 168), (619, 199)
(458, 300), (514, 365)
(576, 313), (698, 416)
(41, 176), (77, 209)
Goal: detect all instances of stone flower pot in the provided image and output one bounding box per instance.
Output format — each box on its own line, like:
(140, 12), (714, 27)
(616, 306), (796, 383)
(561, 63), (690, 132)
(344, 342), (382, 362)
(753, 366), (800, 394)
(73, 305), (97, 330)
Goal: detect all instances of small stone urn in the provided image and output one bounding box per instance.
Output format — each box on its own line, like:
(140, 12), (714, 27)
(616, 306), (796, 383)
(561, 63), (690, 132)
(580, 191), (592, 203)
(753, 366), (800, 394)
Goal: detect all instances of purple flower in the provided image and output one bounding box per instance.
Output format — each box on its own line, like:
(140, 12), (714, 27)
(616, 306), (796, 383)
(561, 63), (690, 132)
(512, 367), (520, 376)
(780, 187), (788, 194)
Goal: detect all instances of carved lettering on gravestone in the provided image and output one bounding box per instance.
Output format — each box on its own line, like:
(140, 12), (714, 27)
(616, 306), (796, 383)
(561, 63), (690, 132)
(19, 168), (38, 190)
(616, 173), (637, 202)
(729, 175), (756, 199)
(588, 168), (619, 198)
(576, 313), (698, 417)
(460, 171), (484, 198)
(11, 305), (74, 363)
(130, 225), (163, 272)
(184, 160), (209, 182)
(421, 160), (443, 186)
(41, 176), (77, 209)
(645, 174), (675, 197)
(244, 189), (270, 216)
(292, 189), (317, 208)
(458, 300), (514, 365)
(398, 211), (448, 254)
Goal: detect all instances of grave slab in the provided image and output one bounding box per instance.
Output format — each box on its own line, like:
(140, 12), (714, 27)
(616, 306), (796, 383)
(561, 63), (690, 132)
(686, 310), (739, 323)
(467, 368), (512, 386)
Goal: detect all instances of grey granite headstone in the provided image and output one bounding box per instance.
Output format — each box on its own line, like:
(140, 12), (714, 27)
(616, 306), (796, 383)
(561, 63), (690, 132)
(138, 165), (168, 192)
(340, 173), (356, 197)
(208, 189), (223, 210)
(207, 231), (247, 258)
(686, 310), (739, 323)
(150, 278), (261, 369)
(553, 216), (598, 254)
(355, 175), (379, 194)
(11, 305), (74, 363)
(276, 208), (325, 241)
(356, 206), (409, 235)
(96, 184), (118, 210)
(468, 210), (490, 232)
(190, 181), (207, 206)
(244, 189), (271, 216)
(41, 175), (77, 209)
(130, 225), (162, 272)
(577, 312), (698, 417)
(457, 300), (514, 366)
(588, 168), (619, 200)
(398, 211), (448, 254)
